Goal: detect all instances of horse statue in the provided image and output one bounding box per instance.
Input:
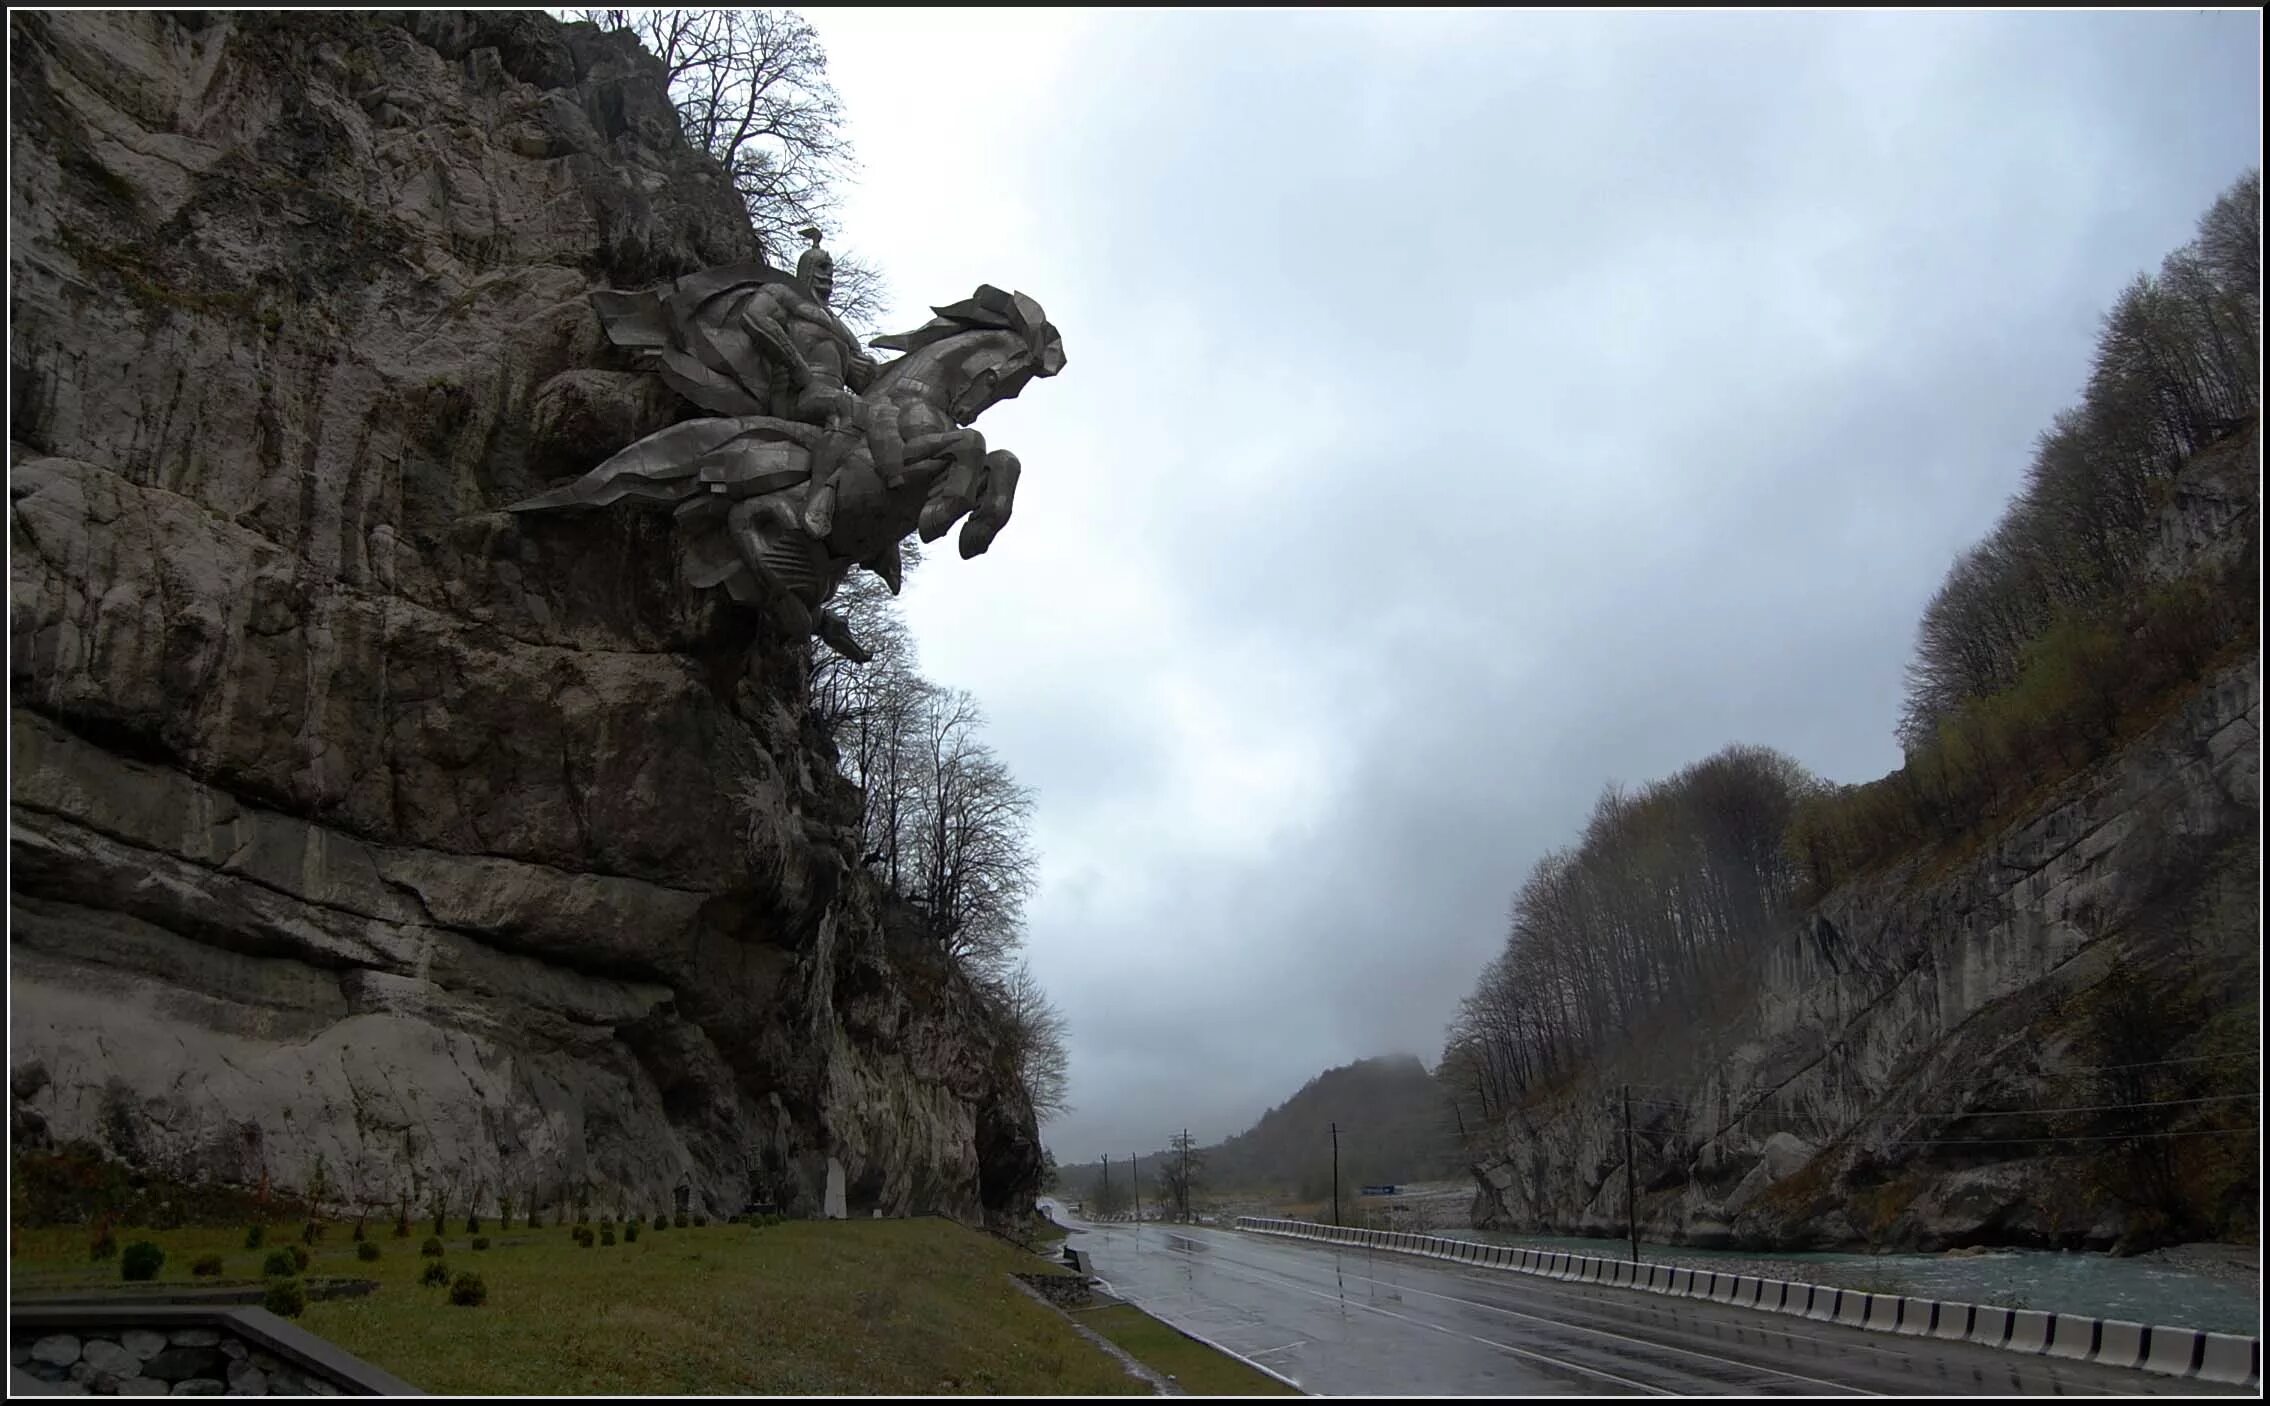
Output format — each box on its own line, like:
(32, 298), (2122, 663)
(510, 249), (1064, 662)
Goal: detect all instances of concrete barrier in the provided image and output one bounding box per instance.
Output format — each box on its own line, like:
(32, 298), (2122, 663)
(1710, 1274), (1740, 1305)
(2093, 1320), (2145, 1370)
(1757, 1280), (1792, 1314)
(1580, 1259), (1603, 1283)
(1833, 1291), (1869, 1328)
(1806, 1287), (1840, 1322)
(2007, 1310), (2053, 1354)
(1863, 1295), (1902, 1332)
(1666, 1267), (1692, 1296)
(1932, 1301), (1973, 1341)
(1969, 1305), (2015, 1347)
(2140, 1326), (2202, 1378)
(2198, 1331), (2257, 1385)
(2047, 1314), (2099, 1360)
(1894, 1298), (1935, 1336)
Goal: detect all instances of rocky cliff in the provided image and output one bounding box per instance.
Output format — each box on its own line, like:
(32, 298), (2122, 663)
(9, 10), (1040, 1225)
(1472, 430), (2260, 1253)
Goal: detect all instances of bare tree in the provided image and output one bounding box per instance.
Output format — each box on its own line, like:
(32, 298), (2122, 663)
(984, 960), (1072, 1120)
(903, 688), (1037, 972)
(575, 7), (888, 328)
(1153, 1131), (1205, 1221)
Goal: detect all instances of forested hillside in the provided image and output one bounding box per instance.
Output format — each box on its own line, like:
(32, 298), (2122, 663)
(1442, 171), (2260, 1251)
(1205, 1056), (1467, 1198)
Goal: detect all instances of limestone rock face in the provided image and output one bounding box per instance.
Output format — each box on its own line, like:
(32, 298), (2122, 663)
(1472, 651), (2259, 1249)
(10, 10), (1037, 1224)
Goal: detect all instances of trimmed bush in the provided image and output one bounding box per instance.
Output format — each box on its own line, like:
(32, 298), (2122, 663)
(623, 1220), (639, 1243)
(572, 1225), (594, 1248)
(262, 1249), (298, 1277)
(263, 1277), (306, 1318)
(673, 1212), (688, 1229)
(120, 1241), (165, 1281)
(357, 1240), (381, 1263)
(420, 1260), (451, 1287)
(90, 1221), (118, 1260)
(245, 1225), (266, 1250)
(471, 1236), (490, 1251)
(192, 1254), (225, 1277)
(449, 1270), (488, 1307)
(599, 1225), (616, 1246)
(421, 1236), (445, 1258)
(652, 1213), (668, 1231)
(693, 1215), (708, 1228)
(289, 1244), (311, 1272)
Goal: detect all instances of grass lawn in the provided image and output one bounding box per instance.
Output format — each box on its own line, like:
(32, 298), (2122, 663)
(1071, 1304), (1300, 1396)
(11, 1218), (1185, 1395)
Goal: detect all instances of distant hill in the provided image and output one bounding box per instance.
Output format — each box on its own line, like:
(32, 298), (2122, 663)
(1206, 1056), (1470, 1198)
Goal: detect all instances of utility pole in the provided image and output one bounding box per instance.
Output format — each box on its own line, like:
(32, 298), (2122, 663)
(1330, 1122), (1340, 1228)
(1622, 1084), (1640, 1266)
(1130, 1154), (1139, 1224)
(1100, 1156), (1110, 1218)
(1180, 1129), (1190, 1223)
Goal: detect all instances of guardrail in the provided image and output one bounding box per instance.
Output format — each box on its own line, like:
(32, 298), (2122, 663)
(1232, 1217), (2259, 1388)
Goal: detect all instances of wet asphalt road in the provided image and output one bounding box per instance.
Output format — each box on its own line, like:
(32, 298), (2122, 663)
(1045, 1209), (2246, 1396)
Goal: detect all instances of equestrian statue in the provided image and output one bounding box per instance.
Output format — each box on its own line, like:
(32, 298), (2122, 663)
(510, 229), (1065, 662)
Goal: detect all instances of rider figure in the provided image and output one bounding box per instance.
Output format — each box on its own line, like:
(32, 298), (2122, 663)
(778, 227), (904, 540)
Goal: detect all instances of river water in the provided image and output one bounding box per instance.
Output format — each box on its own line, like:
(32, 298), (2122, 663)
(1466, 1230), (2262, 1336)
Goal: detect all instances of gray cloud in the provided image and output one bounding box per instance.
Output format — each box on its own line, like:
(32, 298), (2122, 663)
(808, 7), (2262, 1159)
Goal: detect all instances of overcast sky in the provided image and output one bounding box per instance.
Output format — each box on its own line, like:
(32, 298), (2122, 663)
(799, 7), (2262, 1163)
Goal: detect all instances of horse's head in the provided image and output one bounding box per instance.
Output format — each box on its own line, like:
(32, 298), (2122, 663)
(871, 286), (1066, 423)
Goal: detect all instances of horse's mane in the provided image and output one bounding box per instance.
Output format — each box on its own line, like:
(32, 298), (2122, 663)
(869, 285), (1053, 356)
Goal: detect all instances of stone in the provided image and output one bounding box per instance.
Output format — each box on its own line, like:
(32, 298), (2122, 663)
(169, 1382), (225, 1396)
(120, 1334), (166, 1362)
(8, 6), (1047, 1241)
(140, 1349), (226, 1384)
(31, 1339), (81, 1369)
(81, 1342), (139, 1379)
(222, 1361), (264, 1396)
(12, 1346), (32, 1367)
(216, 1346), (246, 1364)
(824, 1157), (848, 1220)
(160, 1334), (217, 1351)
(69, 1362), (94, 1384)
(116, 1379), (170, 1396)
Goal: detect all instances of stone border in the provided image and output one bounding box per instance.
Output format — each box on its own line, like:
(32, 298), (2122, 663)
(1233, 1217), (2261, 1388)
(11, 1305), (421, 1396)
(13, 1281), (381, 1308)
